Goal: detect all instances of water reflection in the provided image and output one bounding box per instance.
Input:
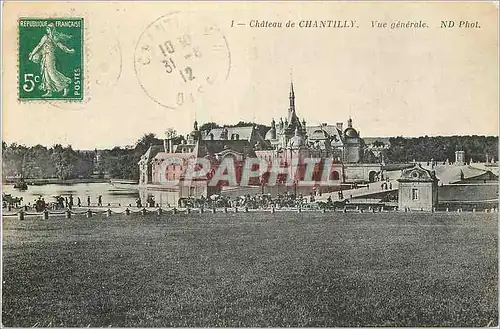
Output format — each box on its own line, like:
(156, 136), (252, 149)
(2, 183), (179, 207)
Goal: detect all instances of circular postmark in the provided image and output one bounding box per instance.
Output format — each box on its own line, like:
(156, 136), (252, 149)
(134, 12), (231, 109)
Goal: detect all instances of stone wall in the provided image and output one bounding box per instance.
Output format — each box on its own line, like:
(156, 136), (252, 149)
(438, 183), (498, 202)
(344, 164), (382, 183)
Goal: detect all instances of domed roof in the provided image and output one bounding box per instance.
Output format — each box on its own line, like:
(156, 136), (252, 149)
(309, 129), (329, 140)
(265, 127), (276, 140)
(344, 127), (359, 138)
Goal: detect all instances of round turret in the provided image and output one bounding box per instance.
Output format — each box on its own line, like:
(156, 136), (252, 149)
(265, 119), (277, 140)
(344, 127), (359, 138)
(265, 128), (276, 140)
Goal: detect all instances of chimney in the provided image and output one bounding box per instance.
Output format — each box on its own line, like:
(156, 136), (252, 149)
(455, 150), (465, 166)
(336, 122), (343, 131)
(169, 139), (173, 153)
(163, 139), (168, 153)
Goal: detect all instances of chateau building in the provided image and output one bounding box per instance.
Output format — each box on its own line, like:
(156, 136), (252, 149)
(256, 81), (380, 184)
(263, 82), (361, 164)
(138, 80), (382, 196)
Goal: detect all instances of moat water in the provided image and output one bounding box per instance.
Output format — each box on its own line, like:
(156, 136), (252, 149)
(2, 182), (179, 207)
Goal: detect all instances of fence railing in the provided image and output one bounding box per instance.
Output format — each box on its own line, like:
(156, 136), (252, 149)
(2, 204), (499, 220)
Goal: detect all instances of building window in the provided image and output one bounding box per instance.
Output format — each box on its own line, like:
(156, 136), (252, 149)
(412, 188), (419, 200)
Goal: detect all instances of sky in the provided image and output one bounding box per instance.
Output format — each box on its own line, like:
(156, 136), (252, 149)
(2, 2), (499, 149)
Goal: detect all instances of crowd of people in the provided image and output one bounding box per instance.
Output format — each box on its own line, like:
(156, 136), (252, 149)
(8, 194), (108, 212)
(3, 189), (342, 212)
(175, 192), (318, 210)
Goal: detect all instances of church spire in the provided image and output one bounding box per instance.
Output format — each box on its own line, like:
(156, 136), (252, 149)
(287, 77), (296, 124)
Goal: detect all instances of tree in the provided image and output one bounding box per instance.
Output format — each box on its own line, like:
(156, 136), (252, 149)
(51, 145), (81, 180)
(199, 122), (220, 133)
(24, 144), (55, 178)
(135, 133), (161, 151)
(2, 143), (28, 177)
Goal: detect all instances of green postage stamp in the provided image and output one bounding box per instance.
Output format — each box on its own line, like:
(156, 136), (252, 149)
(18, 18), (84, 101)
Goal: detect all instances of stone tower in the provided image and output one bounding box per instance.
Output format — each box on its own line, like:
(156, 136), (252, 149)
(343, 117), (361, 163)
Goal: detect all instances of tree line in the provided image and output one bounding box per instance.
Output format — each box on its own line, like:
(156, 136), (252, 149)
(3, 131), (497, 181)
(383, 135), (498, 164)
(2, 142), (95, 180)
(1, 133), (184, 182)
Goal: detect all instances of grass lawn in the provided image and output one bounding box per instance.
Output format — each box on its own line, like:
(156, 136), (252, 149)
(2, 212), (498, 327)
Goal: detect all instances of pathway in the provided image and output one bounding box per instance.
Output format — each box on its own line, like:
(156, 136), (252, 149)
(315, 180), (398, 201)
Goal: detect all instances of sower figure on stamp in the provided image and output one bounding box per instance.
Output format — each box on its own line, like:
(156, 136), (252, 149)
(28, 23), (75, 97)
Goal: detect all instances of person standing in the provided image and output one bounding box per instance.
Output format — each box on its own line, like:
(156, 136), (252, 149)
(77, 196), (81, 207)
(98, 195), (102, 207)
(87, 195), (91, 207)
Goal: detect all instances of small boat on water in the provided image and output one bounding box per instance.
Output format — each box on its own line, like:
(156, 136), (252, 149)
(110, 179), (138, 185)
(13, 181), (28, 190)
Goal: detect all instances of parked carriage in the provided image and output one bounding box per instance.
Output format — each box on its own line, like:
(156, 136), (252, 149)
(2, 194), (24, 208)
(316, 198), (350, 210)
